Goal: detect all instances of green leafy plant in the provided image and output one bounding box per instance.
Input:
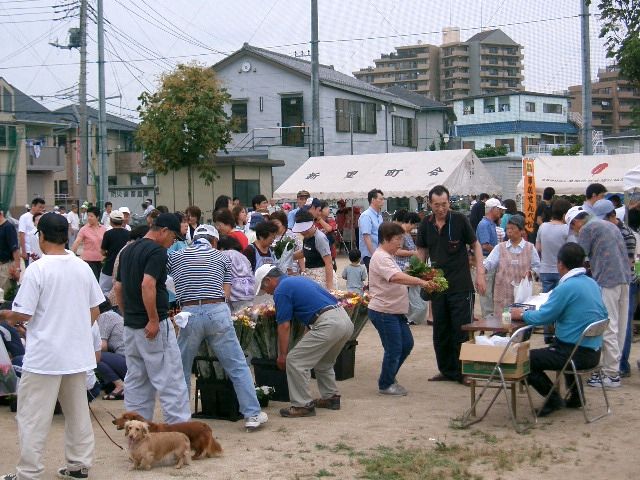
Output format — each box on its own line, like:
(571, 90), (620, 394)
(273, 237), (296, 259)
(405, 256), (449, 293)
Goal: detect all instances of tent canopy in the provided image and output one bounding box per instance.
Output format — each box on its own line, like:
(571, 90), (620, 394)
(623, 164), (640, 192)
(274, 150), (501, 200)
(517, 153), (640, 195)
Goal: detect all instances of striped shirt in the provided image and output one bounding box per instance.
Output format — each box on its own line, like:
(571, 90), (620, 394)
(167, 239), (231, 302)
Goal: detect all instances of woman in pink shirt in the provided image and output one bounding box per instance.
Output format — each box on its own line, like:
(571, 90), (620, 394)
(368, 222), (432, 396)
(72, 206), (105, 280)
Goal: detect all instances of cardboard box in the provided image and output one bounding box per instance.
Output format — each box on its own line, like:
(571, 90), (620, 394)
(460, 340), (530, 379)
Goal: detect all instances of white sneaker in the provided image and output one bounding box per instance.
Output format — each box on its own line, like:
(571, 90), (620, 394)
(392, 382), (408, 395)
(602, 375), (621, 388)
(245, 411), (268, 429)
(379, 384), (408, 396)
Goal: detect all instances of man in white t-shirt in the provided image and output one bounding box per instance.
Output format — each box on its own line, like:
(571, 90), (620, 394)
(18, 197), (45, 266)
(67, 204), (80, 246)
(1, 212), (104, 480)
(100, 202), (113, 227)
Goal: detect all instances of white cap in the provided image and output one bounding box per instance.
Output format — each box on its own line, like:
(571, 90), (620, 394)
(485, 198), (507, 210)
(193, 224), (219, 240)
(119, 206), (131, 214)
(565, 205), (588, 225)
(291, 220), (314, 233)
(254, 264), (277, 295)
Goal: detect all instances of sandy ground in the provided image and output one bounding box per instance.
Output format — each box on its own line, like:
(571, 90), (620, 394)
(1, 258), (639, 479)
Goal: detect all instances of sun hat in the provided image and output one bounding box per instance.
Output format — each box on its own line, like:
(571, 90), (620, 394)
(109, 210), (124, 222)
(485, 198), (507, 210)
(565, 206), (589, 225)
(119, 206), (131, 214)
(254, 264), (277, 295)
(291, 210), (315, 233)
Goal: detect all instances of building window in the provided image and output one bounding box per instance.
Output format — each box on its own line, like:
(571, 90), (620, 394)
(525, 102), (536, 112)
(233, 179), (260, 207)
(483, 98), (496, 113)
(392, 116), (416, 147)
(55, 180), (69, 195)
(0, 124), (17, 149)
(108, 176), (117, 186)
(231, 102), (248, 133)
(488, 47), (498, 54)
(498, 96), (510, 112)
(335, 98), (377, 134)
(462, 141), (476, 149)
(495, 138), (515, 153)
(543, 103), (563, 114)
(130, 174), (144, 186)
(463, 99), (474, 115)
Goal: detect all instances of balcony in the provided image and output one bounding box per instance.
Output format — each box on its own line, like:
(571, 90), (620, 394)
(115, 151), (145, 174)
(230, 126), (324, 157)
(27, 145), (64, 172)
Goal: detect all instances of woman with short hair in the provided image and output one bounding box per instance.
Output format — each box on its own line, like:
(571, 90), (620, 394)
(71, 206), (105, 279)
(368, 221), (434, 396)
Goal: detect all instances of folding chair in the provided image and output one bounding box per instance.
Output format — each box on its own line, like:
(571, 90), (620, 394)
(543, 318), (610, 423)
(459, 325), (536, 433)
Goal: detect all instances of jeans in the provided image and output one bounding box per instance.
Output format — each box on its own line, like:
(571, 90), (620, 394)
(368, 309), (414, 390)
(177, 303), (261, 418)
(539, 273), (561, 342)
(620, 282), (639, 374)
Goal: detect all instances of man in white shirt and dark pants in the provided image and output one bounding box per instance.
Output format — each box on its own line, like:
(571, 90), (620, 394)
(1, 212), (104, 480)
(18, 198), (45, 267)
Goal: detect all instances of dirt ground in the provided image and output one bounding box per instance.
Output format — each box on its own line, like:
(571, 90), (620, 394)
(1, 260), (639, 479)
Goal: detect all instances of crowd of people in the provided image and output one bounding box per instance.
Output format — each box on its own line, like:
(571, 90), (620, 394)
(0, 180), (638, 478)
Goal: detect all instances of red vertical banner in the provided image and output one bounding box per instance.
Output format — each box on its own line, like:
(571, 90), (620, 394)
(523, 158), (536, 234)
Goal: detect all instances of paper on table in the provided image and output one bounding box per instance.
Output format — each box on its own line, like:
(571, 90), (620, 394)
(522, 292), (551, 310)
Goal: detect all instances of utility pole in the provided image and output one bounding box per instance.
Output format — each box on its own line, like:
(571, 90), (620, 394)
(97, 0), (108, 207)
(580, 0), (593, 155)
(78, 0), (88, 203)
(310, 0), (321, 157)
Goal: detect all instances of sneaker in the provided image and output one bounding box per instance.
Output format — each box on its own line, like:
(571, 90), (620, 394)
(57, 467), (89, 479)
(392, 382), (408, 395)
(279, 404), (316, 418)
(3, 474), (17, 480)
(244, 411), (268, 429)
(379, 384), (408, 396)
(587, 374), (621, 389)
(314, 394), (341, 410)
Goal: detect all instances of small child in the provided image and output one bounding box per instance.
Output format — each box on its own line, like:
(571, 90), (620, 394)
(341, 249), (368, 295)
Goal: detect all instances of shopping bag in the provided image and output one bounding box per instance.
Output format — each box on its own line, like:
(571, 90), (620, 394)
(0, 334), (18, 396)
(407, 285), (429, 325)
(513, 276), (533, 304)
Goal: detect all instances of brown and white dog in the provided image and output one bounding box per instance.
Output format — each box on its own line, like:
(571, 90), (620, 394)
(113, 411), (222, 458)
(125, 420), (191, 470)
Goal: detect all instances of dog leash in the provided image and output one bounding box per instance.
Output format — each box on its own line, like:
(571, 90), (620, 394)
(89, 403), (124, 451)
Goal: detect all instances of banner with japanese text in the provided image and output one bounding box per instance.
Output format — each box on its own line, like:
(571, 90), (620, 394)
(523, 158), (536, 233)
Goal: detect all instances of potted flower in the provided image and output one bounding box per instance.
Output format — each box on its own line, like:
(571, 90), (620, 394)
(255, 385), (275, 408)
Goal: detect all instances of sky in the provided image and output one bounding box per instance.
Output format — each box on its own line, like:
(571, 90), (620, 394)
(0, 0), (612, 123)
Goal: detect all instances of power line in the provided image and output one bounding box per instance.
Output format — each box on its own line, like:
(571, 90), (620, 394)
(247, 0), (281, 44)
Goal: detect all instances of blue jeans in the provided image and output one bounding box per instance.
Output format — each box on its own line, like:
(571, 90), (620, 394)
(177, 303), (260, 418)
(620, 282), (638, 374)
(368, 309), (414, 390)
(540, 273), (561, 342)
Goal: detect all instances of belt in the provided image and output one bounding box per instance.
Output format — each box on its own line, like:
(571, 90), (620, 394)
(180, 297), (226, 307)
(309, 304), (340, 325)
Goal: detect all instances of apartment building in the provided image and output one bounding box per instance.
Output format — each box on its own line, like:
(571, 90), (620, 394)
(440, 28), (524, 102)
(353, 28), (524, 103)
(568, 65), (640, 135)
(353, 43), (440, 98)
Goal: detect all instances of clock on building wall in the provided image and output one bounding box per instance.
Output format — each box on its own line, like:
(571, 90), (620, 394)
(241, 61), (252, 72)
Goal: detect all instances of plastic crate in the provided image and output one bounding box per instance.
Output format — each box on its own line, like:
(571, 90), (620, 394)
(193, 377), (242, 422)
(251, 357), (289, 402)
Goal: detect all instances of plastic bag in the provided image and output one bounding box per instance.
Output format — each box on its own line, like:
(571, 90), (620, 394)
(407, 285), (429, 325)
(0, 337), (18, 396)
(513, 276), (533, 304)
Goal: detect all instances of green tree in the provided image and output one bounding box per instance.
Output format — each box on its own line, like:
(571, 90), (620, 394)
(136, 63), (233, 205)
(474, 144), (508, 158)
(595, 0), (640, 127)
(551, 143), (582, 155)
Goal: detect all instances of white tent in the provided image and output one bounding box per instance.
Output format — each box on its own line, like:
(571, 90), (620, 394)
(516, 153), (640, 195)
(273, 150), (501, 200)
(623, 164), (640, 192)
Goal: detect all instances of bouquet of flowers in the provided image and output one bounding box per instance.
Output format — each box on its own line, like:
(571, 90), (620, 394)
(405, 256), (449, 294)
(273, 236), (296, 272)
(248, 303), (306, 359)
(255, 385), (275, 401)
(330, 290), (370, 341)
(233, 312), (256, 351)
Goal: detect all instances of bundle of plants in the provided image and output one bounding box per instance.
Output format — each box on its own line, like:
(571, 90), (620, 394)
(405, 256), (449, 298)
(247, 303), (306, 359)
(330, 290), (370, 341)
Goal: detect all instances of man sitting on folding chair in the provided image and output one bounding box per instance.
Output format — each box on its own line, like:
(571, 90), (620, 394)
(511, 242), (607, 417)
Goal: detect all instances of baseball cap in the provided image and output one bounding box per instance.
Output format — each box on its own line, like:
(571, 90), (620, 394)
(254, 264), (277, 295)
(485, 198), (507, 210)
(153, 213), (184, 240)
(37, 212), (69, 236)
(193, 224), (219, 240)
(292, 209), (315, 233)
(109, 210), (124, 222)
(565, 206), (589, 225)
(592, 199), (615, 220)
(296, 190), (310, 199)
(119, 206), (131, 214)
(308, 198), (322, 209)
(249, 212), (266, 230)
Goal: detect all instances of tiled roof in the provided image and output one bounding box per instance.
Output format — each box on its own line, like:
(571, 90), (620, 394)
(54, 105), (138, 131)
(216, 44), (419, 109)
(384, 86), (450, 110)
(1, 78), (68, 125)
(456, 121), (578, 137)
